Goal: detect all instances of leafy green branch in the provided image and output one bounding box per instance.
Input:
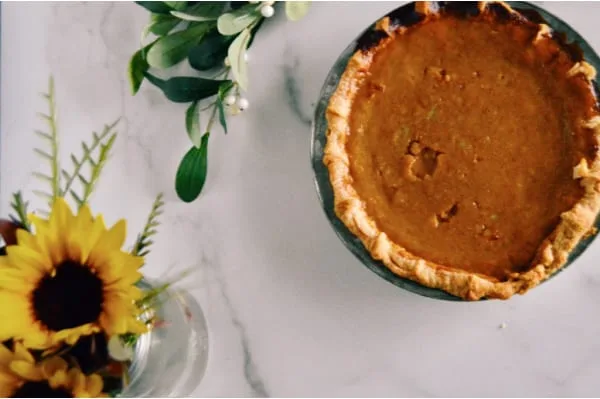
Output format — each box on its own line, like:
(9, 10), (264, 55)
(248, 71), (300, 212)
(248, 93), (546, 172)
(31, 77), (120, 213)
(9, 192), (31, 231)
(62, 121), (119, 209)
(131, 193), (165, 257)
(33, 77), (61, 208)
(128, 1), (310, 203)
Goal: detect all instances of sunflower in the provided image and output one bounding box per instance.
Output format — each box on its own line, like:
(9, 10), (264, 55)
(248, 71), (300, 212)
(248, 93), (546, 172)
(0, 198), (147, 349)
(0, 342), (107, 397)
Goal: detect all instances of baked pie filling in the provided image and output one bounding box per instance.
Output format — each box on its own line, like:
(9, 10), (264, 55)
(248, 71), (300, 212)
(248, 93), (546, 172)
(325, 1), (600, 299)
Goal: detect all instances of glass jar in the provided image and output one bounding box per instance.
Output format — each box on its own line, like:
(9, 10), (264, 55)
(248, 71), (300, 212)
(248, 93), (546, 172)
(119, 280), (209, 397)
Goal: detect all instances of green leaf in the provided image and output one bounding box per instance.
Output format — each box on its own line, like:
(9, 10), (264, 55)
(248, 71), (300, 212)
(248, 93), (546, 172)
(163, 1), (187, 10)
(170, 11), (215, 22)
(185, 101), (202, 146)
(176, 135), (210, 202)
(178, 2), (227, 19)
(188, 29), (234, 71)
(135, 1), (173, 14)
(127, 40), (156, 95)
(148, 13), (182, 36)
(146, 22), (212, 69)
(143, 72), (231, 103)
(128, 49), (148, 95)
(217, 81), (234, 133)
(285, 1), (311, 21)
(217, 5), (260, 36)
(228, 28), (251, 91)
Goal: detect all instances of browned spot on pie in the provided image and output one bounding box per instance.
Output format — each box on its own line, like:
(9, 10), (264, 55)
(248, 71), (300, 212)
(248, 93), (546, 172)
(345, 12), (596, 280)
(434, 203), (459, 227)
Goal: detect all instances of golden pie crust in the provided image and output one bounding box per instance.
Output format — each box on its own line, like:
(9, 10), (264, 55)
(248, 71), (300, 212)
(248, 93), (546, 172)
(324, 1), (600, 300)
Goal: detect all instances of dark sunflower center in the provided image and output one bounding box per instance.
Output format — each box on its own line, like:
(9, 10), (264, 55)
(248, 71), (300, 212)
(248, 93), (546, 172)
(13, 381), (73, 398)
(33, 261), (104, 331)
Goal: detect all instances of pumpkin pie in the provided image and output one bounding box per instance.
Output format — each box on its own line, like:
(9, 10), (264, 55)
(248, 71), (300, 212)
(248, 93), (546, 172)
(324, 1), (600, 300)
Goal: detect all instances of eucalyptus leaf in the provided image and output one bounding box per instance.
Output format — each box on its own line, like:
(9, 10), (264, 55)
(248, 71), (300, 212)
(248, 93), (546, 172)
(163, 1), (187, 10)
(143, 72), (231, 103)
(247, 17), (264, 48)
(170, 11), (216, 22)
(127, 40), (157, 95)
(228, 28), (251, 91)
(188, 30), (234, 71)
(135, 1), (173, 14)
(185, 101), (203, 147)
(217, 81), (234, 133)
(217, 5), (260, 36)
(171, 2), (226, 21)
(147, 23), (212, 69)
(285, 1), (311, 21)
(188, 2), (228, 17)
(128, 50), (148, 95)
(175, 135), (210, 202)
(148, 13), (182, 36)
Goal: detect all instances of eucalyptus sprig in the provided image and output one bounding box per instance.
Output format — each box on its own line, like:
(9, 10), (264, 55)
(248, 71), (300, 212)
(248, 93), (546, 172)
(128, 1), (310, 203)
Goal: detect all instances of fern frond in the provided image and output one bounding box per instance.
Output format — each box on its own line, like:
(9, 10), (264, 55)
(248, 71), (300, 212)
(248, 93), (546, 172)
(131, 193), (165, 257)
(61, 119), (119, 198)
(76, 132), (117, 207)
(33, 77), (61, 208)
(34, 130), (53, 141)
(9, 191), (31, 231)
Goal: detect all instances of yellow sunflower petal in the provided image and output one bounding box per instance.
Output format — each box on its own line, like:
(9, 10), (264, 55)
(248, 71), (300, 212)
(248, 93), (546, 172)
(85, 374), (103, 397)
(49, 198), (75, 233)
(64, 324), (98, 346)
(21, 330), (52, 350)
(68, 367), (85, 392)
(0, 268), (35, 293)
(0, 293), (31, 340)
(98, 219), (127, 250)
(98, 252), (144, 287)
(9, 360), (43, 381)
(41, 357), (68, 379)
(0, 344), (13, 367)
(53, 329), (73, 343)
(15, 229), (39, 251)
(0, 375), (19, 397)
(48, 369), (68, 389)
(4, 246), (50, 276)
(127, 318), (148, 335)
(28, 214), (49, 231)
(0, 256), (12, 268)
(127, 286), (144, 301)
(13, 343), (34, 364)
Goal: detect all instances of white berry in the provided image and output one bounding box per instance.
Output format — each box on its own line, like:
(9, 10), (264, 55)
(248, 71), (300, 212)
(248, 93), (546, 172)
(224, 57), (230, 66)
(237, 97), (249, 111)
(260, 5), (274, 18)
(224, 95), (236, 106)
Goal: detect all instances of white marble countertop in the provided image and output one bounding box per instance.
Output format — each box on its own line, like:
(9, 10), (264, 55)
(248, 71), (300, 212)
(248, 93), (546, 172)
(2, 2), (600, 397)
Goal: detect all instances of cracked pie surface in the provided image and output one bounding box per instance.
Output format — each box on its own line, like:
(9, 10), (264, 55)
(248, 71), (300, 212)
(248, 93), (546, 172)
(324, 1), (600, 300)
